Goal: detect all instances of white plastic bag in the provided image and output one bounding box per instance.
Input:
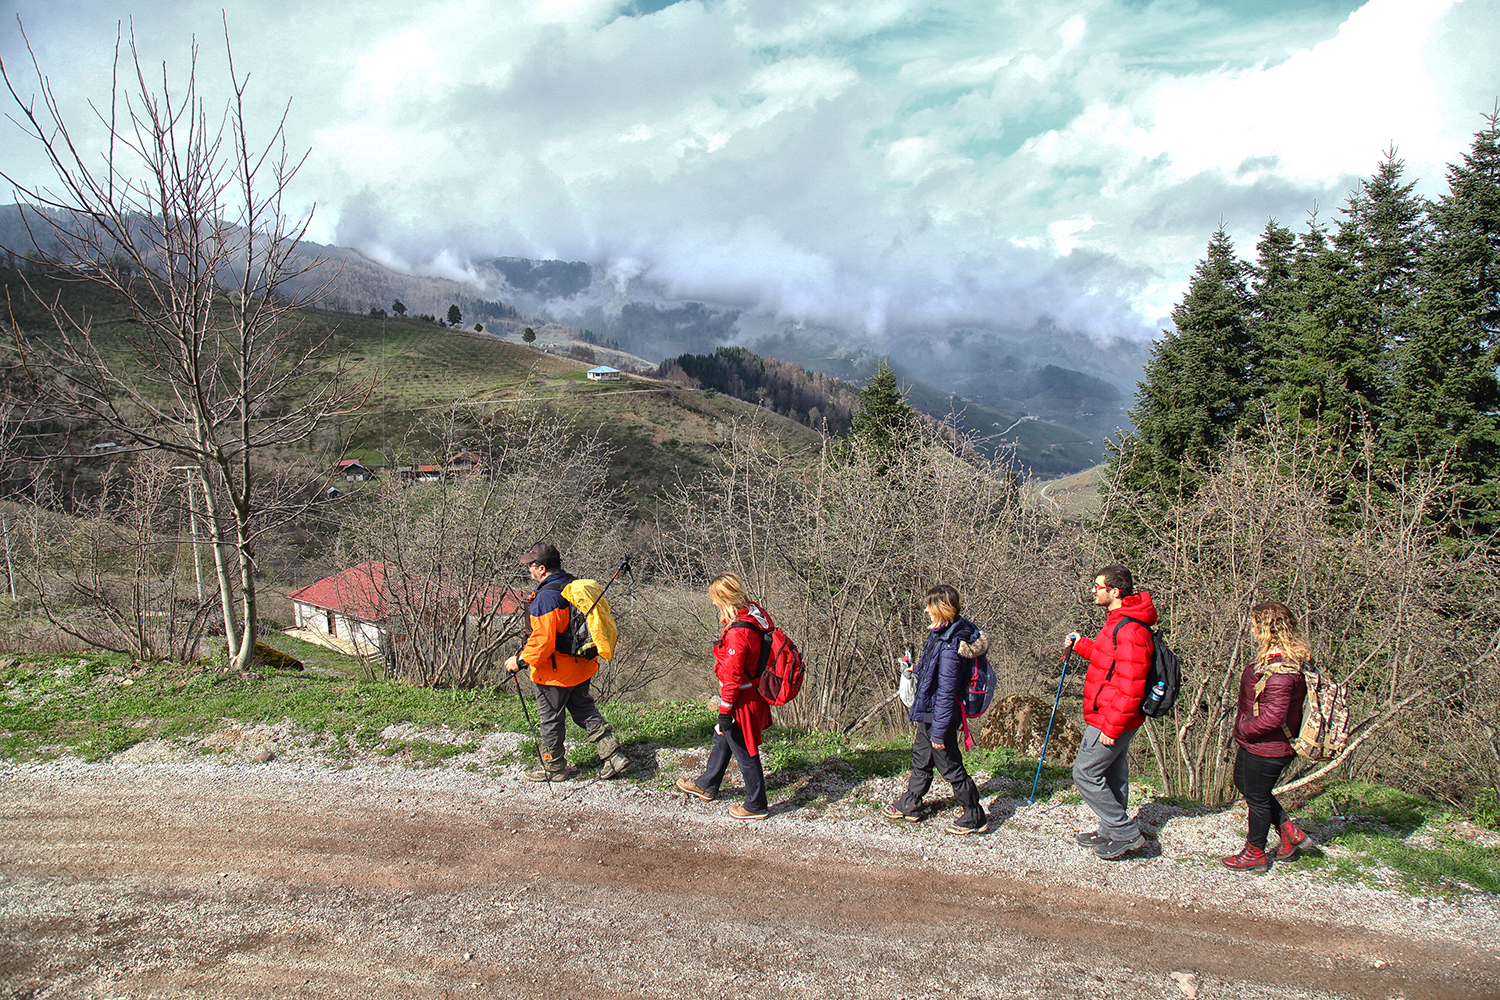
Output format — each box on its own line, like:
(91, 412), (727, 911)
(897, 647), (916, 708)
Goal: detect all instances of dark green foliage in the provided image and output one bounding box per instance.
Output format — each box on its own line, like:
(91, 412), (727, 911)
(660, 345), (860, 432)
(1113, 117), (1500, 530)
(1389, 112), (1500, 521)
(447, 303), (462, 326)
(522, 326), (536, 343)
(1115, 227), (1252, 493)
(850, 357), (915, 457)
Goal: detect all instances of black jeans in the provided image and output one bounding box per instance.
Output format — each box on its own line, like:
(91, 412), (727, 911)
(534, 679), (607, 751)
(1233, 745), (1294, 849)
(894, 721), (984, 828)
(697, 718), (767, 812)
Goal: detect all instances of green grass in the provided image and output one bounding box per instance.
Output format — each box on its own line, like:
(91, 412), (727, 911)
(0, 653), (529, 763)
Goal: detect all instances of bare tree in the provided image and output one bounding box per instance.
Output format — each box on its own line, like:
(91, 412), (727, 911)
(0, 22), (374, 668)
(336, 402), (623, 689)
(1098, 421), (1500, 803)
(655, 420), (1077, 731)
(14, 453), (217, 660)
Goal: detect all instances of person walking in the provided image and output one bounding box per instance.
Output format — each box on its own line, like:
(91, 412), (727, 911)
(1224, 601), (1315, 871)
(505, 542), (629, 781)
(675, 573), (774, 819)
(883, 584), (987, 835)
(1066, 564), (1155, 859)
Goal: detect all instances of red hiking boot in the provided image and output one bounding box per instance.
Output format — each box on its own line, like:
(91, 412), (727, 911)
(1222, 841), (1270, 872)
(1275, 818), (1312, 860)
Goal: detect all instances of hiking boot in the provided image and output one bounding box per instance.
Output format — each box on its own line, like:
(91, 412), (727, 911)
(598, 753), (630, 779)
(1093, 832), (1146, 860)
(1222, 841), (1271, 872)
(587, 723), (620, 760)
(1274, 819), (1312, 860)
(729, 804), (769, 821)
(944, 821), (986, 836)
(676, 777), (715, 801)
(525, 746), (572, 782)
(1076, 830), (1106, 848)
(882, 803), (922, 823)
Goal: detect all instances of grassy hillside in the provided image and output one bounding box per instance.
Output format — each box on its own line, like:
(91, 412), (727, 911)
(1, 268), (822, 511)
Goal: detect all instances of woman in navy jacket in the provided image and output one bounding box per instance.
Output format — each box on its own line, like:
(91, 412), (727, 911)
(1225, 601), (1314, 871)
(883, 584), (986, 835)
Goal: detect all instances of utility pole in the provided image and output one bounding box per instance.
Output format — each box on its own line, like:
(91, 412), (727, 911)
(1, 515), (15, 601)
(172, 466), (205, 602)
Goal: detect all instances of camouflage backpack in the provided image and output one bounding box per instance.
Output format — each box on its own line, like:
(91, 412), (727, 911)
(1286, 664), (1350, 762)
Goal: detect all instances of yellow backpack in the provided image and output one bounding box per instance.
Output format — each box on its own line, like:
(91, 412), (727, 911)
(559, 578), (617, 661)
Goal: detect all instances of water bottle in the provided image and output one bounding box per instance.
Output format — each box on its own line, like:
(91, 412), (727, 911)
(1141, 679), (1167, 714)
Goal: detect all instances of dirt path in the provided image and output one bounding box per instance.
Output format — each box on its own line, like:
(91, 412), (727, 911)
(3, 759), (1499, 1000)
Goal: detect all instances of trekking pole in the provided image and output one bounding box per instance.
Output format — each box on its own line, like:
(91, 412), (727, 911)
(506, 642), (556, 800)
(1030, 638), (1077, 805)
(579, 553), (632, 620)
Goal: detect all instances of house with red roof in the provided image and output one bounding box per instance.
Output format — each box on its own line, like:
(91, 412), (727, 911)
(286, 562), (395, 656)
(334, 458), (377, 481)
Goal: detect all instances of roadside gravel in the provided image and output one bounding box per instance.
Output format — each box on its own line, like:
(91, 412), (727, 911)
(3, 726), (1498, 999)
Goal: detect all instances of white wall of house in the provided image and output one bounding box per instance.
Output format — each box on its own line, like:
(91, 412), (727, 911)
(292, 601), (387, 653)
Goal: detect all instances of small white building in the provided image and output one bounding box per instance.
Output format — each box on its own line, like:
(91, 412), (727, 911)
(286, 562), (393, 658)
(586, 366), (622, 381)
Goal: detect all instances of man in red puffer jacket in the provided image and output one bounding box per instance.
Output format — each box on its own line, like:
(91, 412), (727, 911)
(1065, 564), (1157, 860)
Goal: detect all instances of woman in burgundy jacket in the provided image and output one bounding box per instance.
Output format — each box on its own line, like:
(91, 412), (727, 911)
(675, 573), (774, 820)
(1225, 601), (1315, 871)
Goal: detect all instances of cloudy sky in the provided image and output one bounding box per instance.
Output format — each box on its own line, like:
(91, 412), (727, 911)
(2, 0), (1496, 346)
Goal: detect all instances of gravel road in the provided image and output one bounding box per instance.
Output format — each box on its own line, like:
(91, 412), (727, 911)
(2, 732), (1498, 1000)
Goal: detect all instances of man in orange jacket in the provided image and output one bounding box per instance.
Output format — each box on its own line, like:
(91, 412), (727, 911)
(505, 543), (629, 781)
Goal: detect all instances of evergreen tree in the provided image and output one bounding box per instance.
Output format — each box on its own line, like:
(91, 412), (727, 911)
(1248, 218), (1298, 395)
(1115, 227), (1253, 494)
(447, 303), (462, 326)
(1391, 111), (1500, 521)
(850, 358), (914, 460)
(1330, 150), (1427, 436)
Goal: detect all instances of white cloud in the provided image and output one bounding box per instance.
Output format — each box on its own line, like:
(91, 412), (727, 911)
(2, 0), (1495, 349)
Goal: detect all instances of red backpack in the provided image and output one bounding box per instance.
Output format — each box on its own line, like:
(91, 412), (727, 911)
(728, 620), (805, 706)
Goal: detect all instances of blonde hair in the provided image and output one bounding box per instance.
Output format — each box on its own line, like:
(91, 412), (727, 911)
(924, 584), (961, 624)
(708, 573), (750, 618)
(1251, 601), (1311, 666)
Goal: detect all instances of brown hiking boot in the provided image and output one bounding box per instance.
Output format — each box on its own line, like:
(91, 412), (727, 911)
(675, 777), (715, 801)
(1274, 818), (1312, 860)
(1223, 841), (1270, 872)
(729, 804), (769, 820)
(598, 753), (630, 779)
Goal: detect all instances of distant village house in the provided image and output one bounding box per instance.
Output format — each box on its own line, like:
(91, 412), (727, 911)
(587, 366), (621, 381)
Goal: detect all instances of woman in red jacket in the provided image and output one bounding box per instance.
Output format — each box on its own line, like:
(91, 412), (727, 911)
(675, 573), (774, 820)
(1225, 601), (1315, 871)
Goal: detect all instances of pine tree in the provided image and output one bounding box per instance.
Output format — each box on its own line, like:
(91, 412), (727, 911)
(1331, 150), (1427, 439)
(1390, 111), (1500, 521)
(1248, 218), (1298, 396)
(850, 358), (914, 460)
(1115, 227), (1253, 494)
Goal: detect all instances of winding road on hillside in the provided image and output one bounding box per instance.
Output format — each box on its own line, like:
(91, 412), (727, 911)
(4, 758), (1498, 1000)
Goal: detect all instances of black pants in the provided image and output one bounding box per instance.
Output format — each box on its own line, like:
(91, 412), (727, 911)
(895, 721), (984, 828)
(534, 679), (607, 751)
(1233, 745), (1294, 849)
(697, 718), (767, 812)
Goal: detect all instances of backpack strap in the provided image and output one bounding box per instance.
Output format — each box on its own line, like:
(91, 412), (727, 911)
(1106, 616), (1153, 681)
(727, 620), (771, 676)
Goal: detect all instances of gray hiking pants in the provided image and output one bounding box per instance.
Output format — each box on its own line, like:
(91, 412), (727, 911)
(534, 678), (607, 751)
(1073, 725), (1140, 841)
